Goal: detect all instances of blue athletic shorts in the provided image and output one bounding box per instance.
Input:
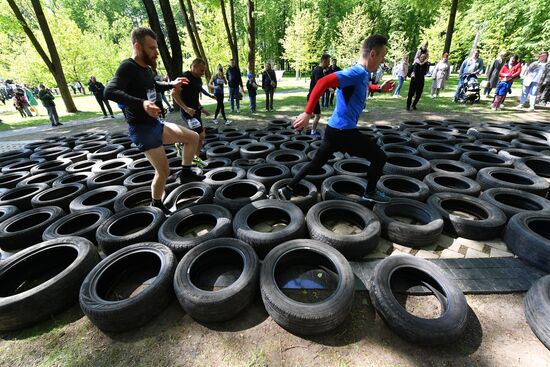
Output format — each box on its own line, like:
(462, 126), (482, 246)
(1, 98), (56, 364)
(128, 120), (164, 152)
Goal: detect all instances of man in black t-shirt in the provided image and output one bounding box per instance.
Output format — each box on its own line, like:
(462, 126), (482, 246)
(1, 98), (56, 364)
(328, 58), (341, 106)
(308, 54), (330, 136)
(105, 27), (203, 214)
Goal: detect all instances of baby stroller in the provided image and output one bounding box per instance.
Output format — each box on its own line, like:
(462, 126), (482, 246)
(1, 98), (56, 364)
(455, 73), (481, 104)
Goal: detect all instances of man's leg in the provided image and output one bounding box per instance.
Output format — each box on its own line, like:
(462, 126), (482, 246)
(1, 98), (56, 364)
(519, 84), (530, 106)
(270, 90), (274, 110)
(412, 81), (424, 108)
(528, 83), (539, 110)
(230, 87), (236, 111)
(144, 146), (170, 201)
(214, 95), (222, 119)
(406, 79), (415, 109)
(162, 121), (199, 165)
(235, 89), (240, 111)
(454, 77), (463, 100)
(96, 96), (108, 116)
(104, 99), (114, 116)
(52, 107), (60, 125)
(46, 106), (55, 125)
(311, 114), (321, 133)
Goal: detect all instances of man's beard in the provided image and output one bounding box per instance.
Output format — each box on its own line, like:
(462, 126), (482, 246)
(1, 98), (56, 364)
(143, 52), (157, 68)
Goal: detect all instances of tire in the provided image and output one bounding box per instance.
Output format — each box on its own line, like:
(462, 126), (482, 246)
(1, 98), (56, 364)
(158, 204), (232, 258)
(0, 183), (49, 211)
(514, 156), (550, 180)
(122, 170), (156, 190)
(246, 163), (291, 191)
(524, 275), (550, 350)
(266, 150), (307, 168)
(91, 158), (133, 173)
(229, 138), (256, 149)
(96, 206), (166, 255)
(383, 153), (431, 179)
(480, 188), (550, 219)
(69, 185), (127, 213)
(30, 147), (71, 161)
(450, 132), (476, 143)
(373, 198), (443, 247)
(423, 173), (481, 197)
(378, 135), (411, 146)
(31, 183), (86, 212)
(206, 145), (240, 161)
(429, 159), (477, 178)
(376, 175), (430, 201)
(204, 141), (229, 151)
(30, 160), (71, 175)
(333, 158), (371, 179)
(280, 140), (310, 153)
(219, 131), (248, 142)
(467, 127), (517, 141)
(0, 237), (100, 331)
(477, 167), (549, 197)
(427, 192), (507, 240)
(270, 178), (318, 214)
(117, 147), (145, 161)
(292, 134), (318, 144)
(43, 207), (112, 244)
(53, 172), (93, 187)
(460, 151), (513, 170)
(381, 144), (419, 155)
(369, 254), (468, 345)
(268, 118), (291, 129)
(511, 138), (550, 152)
(232, 158), (266, 171)
(503, 211), (550, 273)
(0, 171), (31, 189)
(306, 200), (380, 259)
(240, 142), (276, 159)
(66, 160), (101, 174)
(260, 239), (354, 335)
(321, 175), (369, 205)
(79, 242), (176, 332)
(88, 144), (124, 161)
(17, 171), (67, 187)
(57, 150), (90, 164)
(113, 186), (155, 212)
(417, 143), (462, 160)
(74, 141), (107, 153)
(410, 131), (456, 146)
(0, 149), (32, 164)
(87, 169), (131, 190)
(498, 148), (543, 161)
(291, 162), (335, 188)
(233, 199), (306, 257)
(128, 158), (154, 173)
(203, 167), (246, 190)
(109, 137), (133, 149)
(1, 158), (45, 174)
(0, 205), (19, 225)
(164, 182), (214, 212)
(173, 238), (259, 322)
(0, 206), (65, 251)
(475, 138), (512, 150)
(456, 143), (496, 154)
(202, 158), (232, 173)
(214, 180), (267, 214)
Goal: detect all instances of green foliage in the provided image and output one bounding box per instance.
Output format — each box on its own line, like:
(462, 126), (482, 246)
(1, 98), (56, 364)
(332, 5), (373, 67)
(281, 8), (319, 76)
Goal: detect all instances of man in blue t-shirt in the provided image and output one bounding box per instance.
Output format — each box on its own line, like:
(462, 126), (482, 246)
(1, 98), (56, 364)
(278, 34), (395, 203)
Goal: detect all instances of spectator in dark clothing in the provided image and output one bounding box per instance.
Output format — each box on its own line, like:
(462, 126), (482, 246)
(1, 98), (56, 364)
(485, 51), (507, 97)
(246, 73), (258, 112)
(406, 54), (429, 111)
(226, 59), (245, 113)
(38, 84), (62, 126)
(209, 66), (231, 125)
(262, 63), (277, 111)
(89, 76), (115, 118)
(309, 54), (331, 136)
(328, 58), (341, 106)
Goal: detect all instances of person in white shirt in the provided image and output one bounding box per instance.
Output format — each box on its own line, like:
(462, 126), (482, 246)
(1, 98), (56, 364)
(517, 51), (548, 111)
(392, 56), (408, 97)
(431, 52), (451, 98)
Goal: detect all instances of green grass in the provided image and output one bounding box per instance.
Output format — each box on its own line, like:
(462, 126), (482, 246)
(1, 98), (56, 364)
(0, 111), (105, 131)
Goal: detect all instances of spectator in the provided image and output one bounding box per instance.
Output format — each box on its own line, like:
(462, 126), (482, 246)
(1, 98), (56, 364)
(455, 49), (484, 102)
(392, 56), (408, 98)
(328, 58), (341, 106)
(14, 88), (32, 117)
(246, 73), (258, 112)
(308, 54), (331, 136)
(70, 83), (77, 94)
(516, 51), (548, 111)
(406, 53), (429, 111)
(430, 52), (450, 98)
(491, 55), (521, 110)
(89, 76), (115, 118)
(369, 63), (385, 98)
(209, 65), (231, 125)
(0, 83), (8, 104)
(226, 59), (245, 113)
(485, 51), (507, 97)
(75, 81), (85, 94)
(537, 60), (550, 107)
(262, 63), (277, 112)
(24, 85), (39, 115)
(414, 41), (429, 64)
(152, 67), (172, 118)
(38, 84), (62, 126)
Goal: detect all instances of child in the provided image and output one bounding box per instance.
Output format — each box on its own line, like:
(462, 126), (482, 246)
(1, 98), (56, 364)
(491, 55), (521, 110)
(246, 73), (258, 112)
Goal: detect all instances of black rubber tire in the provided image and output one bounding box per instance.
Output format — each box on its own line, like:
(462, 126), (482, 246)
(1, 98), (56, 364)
(202, 158), (232, 173)
(57, 150), (90, 164)
(233, 199), (306, 257)
(427, 192), (507, 240)
(74, 141), (107, 154)
(204, 141), (228, 151)
(69, 185), (127, 213)
(31, 183), (86, 212)
(229, 138), (256, 149)
(306, 200), (380, 259)
(292, 134), (318, 144)
(0, 149), (32, 164)
(109, 137), (133, 149)
(53, 172), (93, 187)
(383, 153), (431, 179)
(410, 131), (456, 146)
(460, 151), (513, 170)
(203, 167), (246, 190)
(498, 148), (543, 161)
(87, 169), (131, 190)
(333, 158), (371, 179)
(306, 150), (345, 164)
(514, 156), (550, 180)
(0, 206), (65, 251)
(476, 167), (549, 197)
(480, 188), (550, 219)
(30, 160), (71, 175)
(467, 127), (517, 141)
(381, 144), (419, 155)
(259, 134), (290, 148)
(43, 207), (112, 244)
(503, 211), (550, 273)
(117, 147), (145, 161)
(219, 131), (248, 142)
(378, 135), (411, 146)
(423, 173), (481, 197)
(417, 143), (462, 160)
(0, 183), (49, 211)
(429, 159), (477, 178)
(280, 140), (310, 153)
(79, 242), (176, 332)
(158, 204), (232, 258)
(89, 144), (124, 161)
(268, 118), (292, 129)
(30, 147), (71, 161)
(0, 205), (19, 225)
(399, 120), (428, 131)
(91, 158), (133, 173)
(266, 150), (308, 168)
(1, 158), (45, 174)
(524, 275), (550, 350)
(231, 158), (266, 171)
(373, 198), (444, 247)
(475, 138), (512, 150)
(122, 170), (157, 191)
(113, 186), (155, 212)
(164, 182), (214, 212)
(128, 157), (154, 173)
(456, 143), (496, 154)
(260, 239), (354, 335)
(206, 145), (240, 161)
(369, 254), (468, 345)
(214, 179), (267, 214)
(270, 178), (318, 214)
(376, 175), (430, 201)
(0, 171), (31, 189)
(173, 238), (259, 322)
(65, 160), (100, 174)
(321, 175), (369, 205)
(511, 137), (550, 152)
(291, 161), (336, 188)
(246, 163), (291, 191)
(0, 236), (100, 331)
(240, 142), (276, 159)
(96, 206), (166, 255)
(17, 170), (67, 187)
(450, 132), (476, 143)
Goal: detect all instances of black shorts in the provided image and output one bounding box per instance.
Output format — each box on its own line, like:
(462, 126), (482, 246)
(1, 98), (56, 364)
(307, 92), (321, 115)
(181, 110), (204, 134)
(128, 120), (164, 152)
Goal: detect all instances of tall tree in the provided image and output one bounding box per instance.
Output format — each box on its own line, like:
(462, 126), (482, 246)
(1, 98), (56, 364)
(7, 0), (77, 112)
(220, 0), (239, 66)
(179, 0), (211, 81)
(443, 0), (459, 54)
(247, 0), (256, 75)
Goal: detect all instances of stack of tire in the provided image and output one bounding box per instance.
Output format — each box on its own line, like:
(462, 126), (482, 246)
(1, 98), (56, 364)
(0, 118), (548, 348)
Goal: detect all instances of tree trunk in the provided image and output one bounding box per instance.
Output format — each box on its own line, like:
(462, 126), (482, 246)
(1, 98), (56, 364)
(159, 0), (183, 77)
(179, 0), (201, 59)
(186, 0), (211, 82)
(229, 0), (239, 66)
(142, 0), (176, 79)
(220, 0), (238, 64)
(443, 0), (459, 54)
(247, 0), (255, 75)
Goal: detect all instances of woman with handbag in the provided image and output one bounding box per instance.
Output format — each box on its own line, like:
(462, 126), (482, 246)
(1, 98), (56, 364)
(262, 63), (277, 112)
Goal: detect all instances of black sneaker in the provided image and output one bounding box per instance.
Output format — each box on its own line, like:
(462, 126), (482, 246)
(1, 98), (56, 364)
(179, 170), (205, 184)
(277, 185), (293, 200)
(150, 200), (171, 215)
(362, 190), (390, 204)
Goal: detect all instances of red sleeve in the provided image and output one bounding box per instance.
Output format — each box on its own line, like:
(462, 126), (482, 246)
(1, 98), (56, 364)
(499, 66), (509, 79)
(510, 64), (522, 79)
(305, 73), (339, 114)
(368, 84), (381, 93)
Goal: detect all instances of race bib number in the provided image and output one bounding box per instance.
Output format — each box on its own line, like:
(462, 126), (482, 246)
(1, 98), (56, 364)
(146, 88), (156, 102)
(187, 118), (201, 129)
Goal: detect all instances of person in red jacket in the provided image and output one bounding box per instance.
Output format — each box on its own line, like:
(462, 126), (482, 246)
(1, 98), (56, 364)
(491, 55), (521, 110)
